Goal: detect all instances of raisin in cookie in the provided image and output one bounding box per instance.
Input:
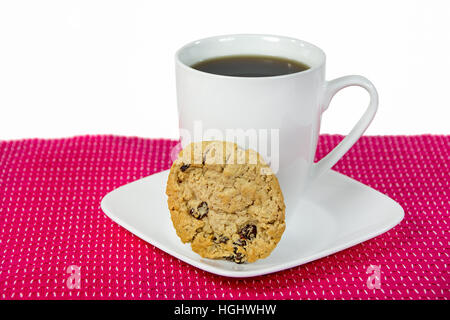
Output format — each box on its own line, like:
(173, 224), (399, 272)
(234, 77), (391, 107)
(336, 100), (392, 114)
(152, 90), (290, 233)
(166, 141), (286, 263)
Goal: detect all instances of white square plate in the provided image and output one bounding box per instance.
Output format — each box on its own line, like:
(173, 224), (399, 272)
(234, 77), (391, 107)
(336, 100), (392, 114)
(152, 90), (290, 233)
(101, 169), (404, 278)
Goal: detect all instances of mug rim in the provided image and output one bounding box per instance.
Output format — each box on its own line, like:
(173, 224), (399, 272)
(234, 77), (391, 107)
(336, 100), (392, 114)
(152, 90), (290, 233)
(175, 33), (326, 80)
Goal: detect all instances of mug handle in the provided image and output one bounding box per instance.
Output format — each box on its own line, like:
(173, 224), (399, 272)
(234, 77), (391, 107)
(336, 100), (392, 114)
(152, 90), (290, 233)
(312, 75), (379, 179)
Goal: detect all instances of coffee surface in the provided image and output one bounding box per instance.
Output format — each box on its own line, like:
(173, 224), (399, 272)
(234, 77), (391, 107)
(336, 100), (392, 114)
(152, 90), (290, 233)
(191, 55), (310, 77)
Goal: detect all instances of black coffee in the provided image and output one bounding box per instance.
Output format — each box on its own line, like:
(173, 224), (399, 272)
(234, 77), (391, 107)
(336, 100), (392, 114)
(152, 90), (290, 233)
(191, 55), (310, 77)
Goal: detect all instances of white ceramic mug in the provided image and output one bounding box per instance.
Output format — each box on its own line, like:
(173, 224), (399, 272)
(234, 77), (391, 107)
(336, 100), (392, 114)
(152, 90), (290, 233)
(175, 34), (378, 208)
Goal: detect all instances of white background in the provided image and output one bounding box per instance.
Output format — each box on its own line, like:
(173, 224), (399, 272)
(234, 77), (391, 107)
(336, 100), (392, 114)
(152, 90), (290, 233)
(0, 0), (449, 140)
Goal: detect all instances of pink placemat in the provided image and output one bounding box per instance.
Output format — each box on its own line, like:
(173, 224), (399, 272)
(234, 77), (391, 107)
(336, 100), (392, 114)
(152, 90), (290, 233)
(0, 135), (448, 300)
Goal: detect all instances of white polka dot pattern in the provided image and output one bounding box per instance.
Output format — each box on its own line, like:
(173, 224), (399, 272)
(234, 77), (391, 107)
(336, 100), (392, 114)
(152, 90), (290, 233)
(0, 135), (448, 299)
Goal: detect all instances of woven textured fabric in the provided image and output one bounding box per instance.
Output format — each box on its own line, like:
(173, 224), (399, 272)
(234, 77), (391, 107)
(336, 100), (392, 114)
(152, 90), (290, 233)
(0, 135), (448, 300)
